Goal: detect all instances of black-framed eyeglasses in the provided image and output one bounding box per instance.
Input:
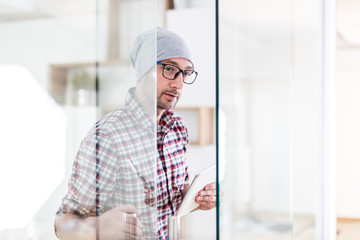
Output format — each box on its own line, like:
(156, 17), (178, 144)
(157, 62), (198, 85)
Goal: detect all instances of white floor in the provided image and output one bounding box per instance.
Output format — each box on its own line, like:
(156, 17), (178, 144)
(220, 213), (316, 240)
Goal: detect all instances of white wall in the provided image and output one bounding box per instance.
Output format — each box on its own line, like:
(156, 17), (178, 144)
(291, 0), (320, 216)
(217, 0), (360, 222)
(219, 0), (321, 217)
(219, 0), (296, 215)
(0, 16), (97, 90)
(336, 48), (360, 218)
(166, 8), (216, 108)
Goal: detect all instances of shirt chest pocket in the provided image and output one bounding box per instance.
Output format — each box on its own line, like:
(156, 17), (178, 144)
(116, 159), (147, 203)
(162, 139), (188, 192)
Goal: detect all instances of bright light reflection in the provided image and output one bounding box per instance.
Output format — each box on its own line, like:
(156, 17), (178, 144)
(0, 65), (66, 230)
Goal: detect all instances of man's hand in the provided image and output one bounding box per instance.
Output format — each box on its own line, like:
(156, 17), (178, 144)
(55, 205), (144, 240)
(94, 205), (144, 240)
(194, 182), (223, 211)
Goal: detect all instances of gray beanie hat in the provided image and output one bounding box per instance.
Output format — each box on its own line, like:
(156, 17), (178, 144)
(130, 27), (193, 81)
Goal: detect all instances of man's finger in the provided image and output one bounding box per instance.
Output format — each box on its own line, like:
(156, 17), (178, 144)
(124, 213), (144, 238)
(199, 190), (216, 196)
(198, 200), (216, 209)
(205, 182), (216, 190)
(196, 196), (216, 202)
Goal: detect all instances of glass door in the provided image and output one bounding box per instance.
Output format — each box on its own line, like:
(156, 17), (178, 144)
(218, 0), (293, 239)
(0, 0), (157, 239)
(218, 0), (337, 239)
(163, 1), (217, 239)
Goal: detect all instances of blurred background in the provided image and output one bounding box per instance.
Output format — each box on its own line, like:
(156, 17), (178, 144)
(0, 0), (359, 239)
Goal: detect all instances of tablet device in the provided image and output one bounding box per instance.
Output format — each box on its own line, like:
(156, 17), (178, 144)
(176, 164), (216, 217)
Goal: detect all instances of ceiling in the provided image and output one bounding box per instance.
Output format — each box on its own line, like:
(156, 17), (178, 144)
(337, 0), (360, 46)
(0, 0), (358, 46)
(0, 0), (95, 22)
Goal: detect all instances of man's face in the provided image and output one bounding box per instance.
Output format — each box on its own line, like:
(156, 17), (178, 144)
(156, 58), (193, 111)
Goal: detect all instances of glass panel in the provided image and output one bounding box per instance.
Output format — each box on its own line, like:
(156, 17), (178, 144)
(219, 0), (293, 239)
(163, 1), (217, 240)
(0, 1), (97, 239)
(291, 1), (321, 238)
(0, 0), (157, 239)
(54, 0), (158, 239)
(336, 0), (360, 238)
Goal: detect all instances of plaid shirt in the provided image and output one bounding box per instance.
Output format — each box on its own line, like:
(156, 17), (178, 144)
(156, 108), (189, 239)
(56, 88), (189, 240)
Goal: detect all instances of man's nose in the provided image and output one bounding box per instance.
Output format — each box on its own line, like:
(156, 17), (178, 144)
(170, 72), (184, 89)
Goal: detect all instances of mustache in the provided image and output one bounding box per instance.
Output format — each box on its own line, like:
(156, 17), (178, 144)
(161, 89), (181, 97)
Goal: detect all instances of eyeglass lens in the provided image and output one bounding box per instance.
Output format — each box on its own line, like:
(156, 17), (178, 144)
(162, 65), (197, 84)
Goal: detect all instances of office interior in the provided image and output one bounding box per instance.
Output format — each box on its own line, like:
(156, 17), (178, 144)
(0, 0), (359, 239)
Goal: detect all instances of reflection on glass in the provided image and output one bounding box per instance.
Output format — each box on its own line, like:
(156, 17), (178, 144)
(54, 22), (159, 240)
(55, 72), (158, 239)
(0, 65), (66, 233)
(0, 1), (99, 239)
(0, 0), (158, 239)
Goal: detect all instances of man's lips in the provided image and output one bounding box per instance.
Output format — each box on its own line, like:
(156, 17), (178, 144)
(164, 93), (177, 101)
(163, 91), (180, 101)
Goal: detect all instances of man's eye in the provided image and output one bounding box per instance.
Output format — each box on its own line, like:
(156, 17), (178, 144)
(184, 71), (193, 76)
(164, 66), (176, 72)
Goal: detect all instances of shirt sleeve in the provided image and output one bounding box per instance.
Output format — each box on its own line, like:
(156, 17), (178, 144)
(56, 129), (119, 217)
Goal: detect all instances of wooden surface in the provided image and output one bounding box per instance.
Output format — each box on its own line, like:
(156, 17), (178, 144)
(337, 218), (360, 240)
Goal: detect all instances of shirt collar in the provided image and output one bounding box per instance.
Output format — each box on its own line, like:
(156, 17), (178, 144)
(158, 110), (176, 134)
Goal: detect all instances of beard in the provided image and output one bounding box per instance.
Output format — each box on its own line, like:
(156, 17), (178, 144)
(157, 89), (181, 110)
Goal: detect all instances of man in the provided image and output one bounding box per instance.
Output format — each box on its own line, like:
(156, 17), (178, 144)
(55, 27), (216, 240)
